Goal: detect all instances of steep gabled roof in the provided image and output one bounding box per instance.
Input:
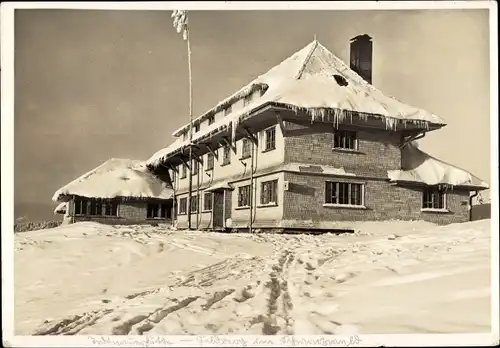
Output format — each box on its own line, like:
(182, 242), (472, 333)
(149, 40), (446, 168)
(171, 40), (317, 137)
(52, 158), (173, 202)
(172, 40), (445, 137)
(388, 142), (489, 189)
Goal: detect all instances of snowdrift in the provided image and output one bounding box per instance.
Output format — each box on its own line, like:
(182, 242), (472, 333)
(14, 219), (492, 335)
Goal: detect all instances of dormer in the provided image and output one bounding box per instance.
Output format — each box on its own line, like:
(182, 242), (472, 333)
(208, 115), (215, 125)
(243, 94), (252, 107)
(224, 105), (232, 117)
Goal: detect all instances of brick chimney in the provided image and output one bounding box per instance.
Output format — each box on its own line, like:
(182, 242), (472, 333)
(350, 34), (373, 84)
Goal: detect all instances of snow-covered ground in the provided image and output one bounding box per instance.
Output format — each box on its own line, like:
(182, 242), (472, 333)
(14, 219), (491, 335)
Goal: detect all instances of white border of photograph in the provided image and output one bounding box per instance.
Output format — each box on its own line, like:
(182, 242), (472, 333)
(1, 1), (498, 347)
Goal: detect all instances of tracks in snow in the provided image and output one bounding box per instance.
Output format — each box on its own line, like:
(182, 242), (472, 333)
(261, 249), (295, 335)
(32, 236), (358, 336)
(34, 309), (114, 335)
(32, 254), (266, 335)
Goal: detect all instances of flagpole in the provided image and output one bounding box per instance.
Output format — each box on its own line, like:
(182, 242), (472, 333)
(172, 10), (194, 230)
(186, 23), (194, 231)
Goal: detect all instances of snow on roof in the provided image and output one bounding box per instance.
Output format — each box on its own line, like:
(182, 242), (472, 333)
(147, 138), (187, 169)
(54, 202), (67, 215)
(173, 40), (445, 134)
(52, 158), (173, 202)
(387, 142), (489, 189)
(171, 41), (316, 138)
(152, 40), (445, 168)
(147, 103), (254, 167)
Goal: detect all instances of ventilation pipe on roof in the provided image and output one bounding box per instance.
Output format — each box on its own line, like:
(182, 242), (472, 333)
(350, 34), (373, 84)
(469, 190), (479, 222)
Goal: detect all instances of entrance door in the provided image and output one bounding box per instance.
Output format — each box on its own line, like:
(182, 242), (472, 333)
(212, 191), (224, 229)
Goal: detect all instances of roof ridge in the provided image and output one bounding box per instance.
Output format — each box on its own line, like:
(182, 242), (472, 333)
(295, 40), (319, 80)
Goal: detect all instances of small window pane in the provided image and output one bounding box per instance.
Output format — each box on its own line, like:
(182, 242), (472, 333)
(204, 192), (213, 211)
(324, 182), (363, 206)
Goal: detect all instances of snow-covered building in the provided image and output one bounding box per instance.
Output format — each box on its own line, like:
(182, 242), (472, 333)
(146, 35), (488, 231)
(52, 158), (173, 225)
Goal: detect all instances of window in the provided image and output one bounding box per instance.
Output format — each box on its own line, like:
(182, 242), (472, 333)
(261, 180), (278, 205)
(74, 199), (118, 216)
(88, 200), (96, 215)
(222, 145), (231, 166)
(243, 94), (252, 106)
(97, 201), (104, 215)
(264, 127), (276, 151)
(104, 202), (112, 216)
(74, 198), (81, 214)
(238, 185), (251, 207)
(325, 181), (363, 206)
(224, 105), (232, 116)
(103, 201), (113, 216)
(89, 200), (101, 216)
(190, 195), (199, 213)
(179, 197), (187, 214)
(192, 160), (198, 176)
(148, 203), (159, 218)
(89, 200), (101, 215)
(74, 198), (83, 215)
(422, 188), (446, 210)
(203, 192), (213, 211)
(110, 201), (118, 216)
(183, 131), (188, 141)
(75, 199), (90, 215)
(180, 164), (187, 179)
(102, 200), (118, 216)
(147, 203), (170, 218)
(194, 124), (200, 133)
(241, 138), (251, 159)
(208, 115), (215, 125)
(206, 153), (214, 170)
(334, 130), (358, 150)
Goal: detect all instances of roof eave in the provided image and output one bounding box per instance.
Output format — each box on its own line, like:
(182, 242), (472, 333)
(171, 83), (270, 137)
(156, 105), (447, 169)
(55, 193), (174, 201)
(389, 179), (489, 191)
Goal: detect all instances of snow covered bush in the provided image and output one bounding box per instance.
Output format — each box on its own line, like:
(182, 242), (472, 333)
(14, 220), (62, 233)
